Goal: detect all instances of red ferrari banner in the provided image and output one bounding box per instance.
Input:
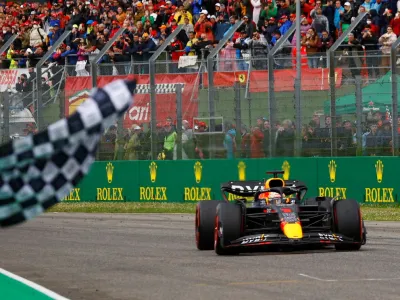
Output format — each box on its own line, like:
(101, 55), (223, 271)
(203, 69), (343, 92)
(65, 74), (199, 128)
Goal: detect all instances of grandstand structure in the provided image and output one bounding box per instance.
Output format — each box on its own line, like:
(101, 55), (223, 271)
(0, 0), (399, 160)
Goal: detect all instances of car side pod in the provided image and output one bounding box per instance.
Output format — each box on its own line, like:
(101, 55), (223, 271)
(281, 221), (303, 239)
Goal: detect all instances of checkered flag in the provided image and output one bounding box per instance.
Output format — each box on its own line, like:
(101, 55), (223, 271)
(0, 79), (137, 227)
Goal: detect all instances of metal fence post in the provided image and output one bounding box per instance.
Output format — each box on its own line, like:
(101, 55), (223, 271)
(2, 92), (9, 144)
(355, 75), (363, 155)
(35, 30), (71, 131)
(91, 26), (126, 160)
(148, 24), (184, 160)
(327, 12), (367, 157)
(206, 21), (244, 159)
(328, 50), (337, 156)
(0, 35), (17, 56)
(391, 38), (400, 156)
(295, 0), (302, 157)
(176, 84), (183, 160)
(267, 23), (295, 157)
(207, 21), (243, 132)
(91, 26), (125, 88)
(234, 81), (241, 132)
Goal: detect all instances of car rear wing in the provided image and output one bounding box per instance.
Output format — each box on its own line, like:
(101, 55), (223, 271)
(220, 181), (265, 198)
(220, 180), (309, 202)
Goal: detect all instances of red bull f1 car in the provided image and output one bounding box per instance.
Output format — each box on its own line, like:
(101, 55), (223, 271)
(195, 171), (367, 255)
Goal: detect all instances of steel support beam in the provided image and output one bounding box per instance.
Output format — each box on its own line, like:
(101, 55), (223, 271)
(35, 30), (71, 130)
(327, 12), (367, 156)
(149, 25), (184, 160)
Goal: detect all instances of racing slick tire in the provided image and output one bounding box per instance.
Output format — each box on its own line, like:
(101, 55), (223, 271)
(333, 199), (363, 251)
(214, 203), (242, 255)
(196, 200), (220, 250)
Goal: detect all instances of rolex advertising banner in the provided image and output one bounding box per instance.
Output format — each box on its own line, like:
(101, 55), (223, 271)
(63, 157), (398, 203)
(63, 161), (140, 201)
(316, 157), (397, 203)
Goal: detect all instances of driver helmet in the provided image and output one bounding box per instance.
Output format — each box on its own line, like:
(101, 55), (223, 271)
(267, 192), (284, 204)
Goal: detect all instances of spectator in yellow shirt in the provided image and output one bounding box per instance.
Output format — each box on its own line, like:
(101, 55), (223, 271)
(174, 5), (193, 25)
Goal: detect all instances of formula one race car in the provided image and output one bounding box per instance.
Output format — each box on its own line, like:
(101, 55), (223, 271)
(195, 171), (367, 255)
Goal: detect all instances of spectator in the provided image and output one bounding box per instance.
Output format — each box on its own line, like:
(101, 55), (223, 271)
(319, 30), (333, 67)
(124, 125), (142, 161)
(194, 10), (214, 41)
(161, 117), (177, 160)
(224, 125), (237, 159)
(260, 0), (278, 25)
(248, 31), (268, 69)
(378, 25), (397, 74)
(364, 123), (380, 155)
(262, 17), (278, 44)
(390, 12), (400, 36)
(192, 0), (203, 23)
(182, 120), (196, 159)
(183, 17), (194, 37)
(323, 0), (336, 40)
(312, 8), (330, 35)
(275, 120), (295, 157)
(360, 25), (379, 79)
(301, 27), (320, 68)
(233, 30), (250, 70)
(240, 124), (251, 158)
(334, 0), (344, 38)
(340, 2), (353, 39)
(251, 0), (262, 27)
(262, 120), (271, 157)
(218, 41), (237, 71)
(250, 125), (264, 158)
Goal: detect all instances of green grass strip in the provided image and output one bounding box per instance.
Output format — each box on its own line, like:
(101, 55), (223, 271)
(47, 202), (400, 221)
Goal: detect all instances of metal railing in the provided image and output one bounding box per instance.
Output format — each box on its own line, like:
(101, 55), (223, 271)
(2, 21), (400, 160)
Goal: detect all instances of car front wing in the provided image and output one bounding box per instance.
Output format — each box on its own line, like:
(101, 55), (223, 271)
(225, 232), (358, 248)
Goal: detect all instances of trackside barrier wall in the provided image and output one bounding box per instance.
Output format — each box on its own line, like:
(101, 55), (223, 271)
(63, 158), (397, 204)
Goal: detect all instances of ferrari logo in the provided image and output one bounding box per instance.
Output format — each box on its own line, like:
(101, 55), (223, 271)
(238, 74), (246, 83)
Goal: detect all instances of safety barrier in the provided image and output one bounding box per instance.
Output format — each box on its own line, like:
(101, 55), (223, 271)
(63, 157), (398, 203)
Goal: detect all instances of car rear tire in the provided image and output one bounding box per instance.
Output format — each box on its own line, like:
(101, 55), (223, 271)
(333, 199), (362, 251)
(195, 200), (220, 250)
(214, 202), (242, 255)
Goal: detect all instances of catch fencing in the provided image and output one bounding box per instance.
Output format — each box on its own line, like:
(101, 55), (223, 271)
(1, 23), (400, 161)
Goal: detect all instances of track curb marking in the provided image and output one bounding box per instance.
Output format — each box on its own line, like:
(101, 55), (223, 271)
(0, 268), (70, 300)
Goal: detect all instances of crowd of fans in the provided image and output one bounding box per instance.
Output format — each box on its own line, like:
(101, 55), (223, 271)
(97, 110), (398, 161)
(0, 0), (398, 158)
(0, 0), (398, 76)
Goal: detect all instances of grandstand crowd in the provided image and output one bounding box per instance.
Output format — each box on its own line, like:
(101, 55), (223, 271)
(0, 0), (398, 158)
(98, 112), (398, 160)
(0, 0), (399, 72)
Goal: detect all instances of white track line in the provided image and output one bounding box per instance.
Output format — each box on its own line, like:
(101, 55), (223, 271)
(299, 273), (400, 282)
(0, 268), (70, 300)
(298, 273), (337, 282)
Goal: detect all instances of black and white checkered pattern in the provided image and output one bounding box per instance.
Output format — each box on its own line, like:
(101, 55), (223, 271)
(0, 79), (137, 227)
(134, 83), (185, 94)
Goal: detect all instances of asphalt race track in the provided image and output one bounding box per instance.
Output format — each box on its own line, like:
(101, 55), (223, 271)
(1, 213), (400, 300)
